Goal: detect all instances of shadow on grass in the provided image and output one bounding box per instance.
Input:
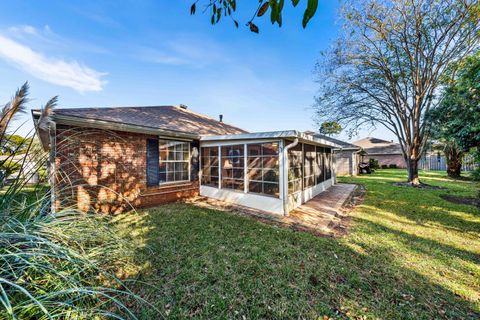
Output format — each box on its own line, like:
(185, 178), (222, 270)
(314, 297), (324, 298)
(115, 202), (479, 319)
(342, 170), (480, 232)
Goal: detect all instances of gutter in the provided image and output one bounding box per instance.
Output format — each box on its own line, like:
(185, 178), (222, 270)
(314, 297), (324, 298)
(40, 112), (199, 140)
(282, 138), (299, 216)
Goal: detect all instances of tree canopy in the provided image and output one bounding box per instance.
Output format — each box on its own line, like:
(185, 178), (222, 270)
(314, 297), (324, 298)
(314, 0), (480, 184)
(427, 51), (480, 177)
(319, 121), (342, 136)
(190, 0), (319, 33)
(428, 51), (480, 151)
(0, 135), (33, 155)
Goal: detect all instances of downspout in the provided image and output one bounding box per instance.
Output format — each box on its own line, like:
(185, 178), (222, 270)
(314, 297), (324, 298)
(49, 122), (56, 214)
(282, 138), (299, 216)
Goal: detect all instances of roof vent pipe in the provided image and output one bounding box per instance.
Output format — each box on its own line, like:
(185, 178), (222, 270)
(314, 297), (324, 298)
(219, 114), (223, 122)
(179, 104), (188, 109)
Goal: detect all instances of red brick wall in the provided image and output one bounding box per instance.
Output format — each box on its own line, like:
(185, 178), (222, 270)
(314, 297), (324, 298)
(54, 125), (199, 213)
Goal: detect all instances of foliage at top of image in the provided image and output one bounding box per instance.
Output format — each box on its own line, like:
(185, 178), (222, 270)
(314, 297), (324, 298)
(190, 0), (318, 33)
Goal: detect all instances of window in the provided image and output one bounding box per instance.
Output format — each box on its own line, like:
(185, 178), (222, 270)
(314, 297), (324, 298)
(221, 145), (244, 191)
(201, 147), (219, 187)
(288, 142), (303, 193)
(158, 140), (190, 184)
(247, 142), (279, 197)
(303, 144), (316, 188)
(315, 146), (325, 184)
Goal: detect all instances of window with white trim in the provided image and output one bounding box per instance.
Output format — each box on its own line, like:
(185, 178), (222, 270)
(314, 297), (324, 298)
(159, 140), (190, 184)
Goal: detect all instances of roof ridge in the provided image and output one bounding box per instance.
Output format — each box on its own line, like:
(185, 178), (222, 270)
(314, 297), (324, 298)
(174, 105), (247, 132)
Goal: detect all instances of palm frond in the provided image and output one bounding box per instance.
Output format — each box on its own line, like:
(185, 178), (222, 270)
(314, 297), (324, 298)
(0, 82), (30, 140)
(38, 96), (57, 131)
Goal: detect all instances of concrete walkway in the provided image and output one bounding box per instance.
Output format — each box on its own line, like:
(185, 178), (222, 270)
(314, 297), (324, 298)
(189, 183), (357, 237)
(285, 183), (357, 236)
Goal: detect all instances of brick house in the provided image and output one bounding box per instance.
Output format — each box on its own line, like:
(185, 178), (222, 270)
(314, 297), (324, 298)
(353, 137), (406, 168)
(32, 105), (340, 215)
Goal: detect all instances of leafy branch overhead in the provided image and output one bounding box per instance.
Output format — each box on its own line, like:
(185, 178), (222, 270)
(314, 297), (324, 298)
(190, 0), (318, 33)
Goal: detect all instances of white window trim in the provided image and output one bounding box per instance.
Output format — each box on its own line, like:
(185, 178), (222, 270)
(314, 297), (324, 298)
(158, 140), (191, 186)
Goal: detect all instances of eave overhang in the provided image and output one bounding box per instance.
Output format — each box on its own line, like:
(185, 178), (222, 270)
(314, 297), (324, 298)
(200, 130), (342, 148)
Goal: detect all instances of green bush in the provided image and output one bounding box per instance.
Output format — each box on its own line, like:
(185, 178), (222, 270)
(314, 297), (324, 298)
(381, 164), (388, 169)
(0, 84), (146, 319)
(369, 158), (379, 170)
(37, 167), (48, 182)
(389, 164), (398, 169)
(472, 151), (480, 181)
(0, 158), (21, 177)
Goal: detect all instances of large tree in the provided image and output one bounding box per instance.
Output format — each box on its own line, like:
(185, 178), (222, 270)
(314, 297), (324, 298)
(428, 51), (480, 178)
(314, 0), (479, 185)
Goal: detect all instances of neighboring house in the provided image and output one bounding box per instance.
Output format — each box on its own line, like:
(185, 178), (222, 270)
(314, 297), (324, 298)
(353, 137), (406, 168)
(304, 132), (361, 176)
(32, 105), (340, 215)
(0, 154), (40, 185)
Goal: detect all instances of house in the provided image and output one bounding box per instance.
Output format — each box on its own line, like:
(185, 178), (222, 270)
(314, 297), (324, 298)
(353, 137), (406, 168)
(304, 132), (361, 176)
(32, 105), (340, 215)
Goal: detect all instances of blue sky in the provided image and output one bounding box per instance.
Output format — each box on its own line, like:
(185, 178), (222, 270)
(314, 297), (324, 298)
(0, 0), (394, 142)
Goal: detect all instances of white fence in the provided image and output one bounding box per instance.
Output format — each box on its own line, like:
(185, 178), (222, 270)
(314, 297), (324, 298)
(419, 154), (478, 172)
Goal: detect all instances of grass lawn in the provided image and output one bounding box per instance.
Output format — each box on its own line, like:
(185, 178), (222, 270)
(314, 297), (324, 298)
(115, 169), (480, 319)
(0, 184), (49, 204)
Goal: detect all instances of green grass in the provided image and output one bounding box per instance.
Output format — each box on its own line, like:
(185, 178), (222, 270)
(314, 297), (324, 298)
(115, 169), (480, 319)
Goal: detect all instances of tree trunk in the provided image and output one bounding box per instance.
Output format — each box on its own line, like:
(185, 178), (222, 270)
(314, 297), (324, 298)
(407, 158), (420, 185)
(446, 146), (462, 178)
(406, 143), (421, 185)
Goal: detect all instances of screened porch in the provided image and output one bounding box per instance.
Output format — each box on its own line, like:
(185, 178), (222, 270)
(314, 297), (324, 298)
(198, 131), (339, 215)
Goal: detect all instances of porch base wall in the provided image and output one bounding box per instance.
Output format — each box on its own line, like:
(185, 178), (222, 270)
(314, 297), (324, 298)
(200, 185), (284, 215)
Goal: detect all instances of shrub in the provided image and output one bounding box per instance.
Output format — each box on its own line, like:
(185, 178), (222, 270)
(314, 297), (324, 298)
(389, 164), (398, 169)
(472, 150), (480, 181)
(369, 158), (380, 170)
(0, 84), (146, 319)
(37, 167), (48, 182)
(381, 164), (388, 169)
(0, 158), (21, 176)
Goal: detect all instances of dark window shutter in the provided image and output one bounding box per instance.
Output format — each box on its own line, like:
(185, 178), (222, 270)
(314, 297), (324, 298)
(146, 139), (159, 186)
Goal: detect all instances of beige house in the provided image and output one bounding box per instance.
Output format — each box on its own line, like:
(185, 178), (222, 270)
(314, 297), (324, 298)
(305, 132), (361, 176)
(353, 137), (406, 168)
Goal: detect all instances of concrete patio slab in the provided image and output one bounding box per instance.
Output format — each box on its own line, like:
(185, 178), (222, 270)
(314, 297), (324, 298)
(188, 183), (358, 237)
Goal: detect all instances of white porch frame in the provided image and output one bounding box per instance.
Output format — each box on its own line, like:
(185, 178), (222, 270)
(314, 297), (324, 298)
(199, 138), (336, 216)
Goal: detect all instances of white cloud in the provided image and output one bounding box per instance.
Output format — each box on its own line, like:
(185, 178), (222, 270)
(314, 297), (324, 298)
(138, 33), (230, 67)
(8, 25), (38, 36)
(0, 33), (106, 92)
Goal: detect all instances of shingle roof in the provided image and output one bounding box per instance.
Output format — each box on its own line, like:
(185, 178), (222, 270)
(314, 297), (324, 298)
(304, 132), (360, 150)
(51, 105), (247, 136)
(353, 137), (402, 154)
